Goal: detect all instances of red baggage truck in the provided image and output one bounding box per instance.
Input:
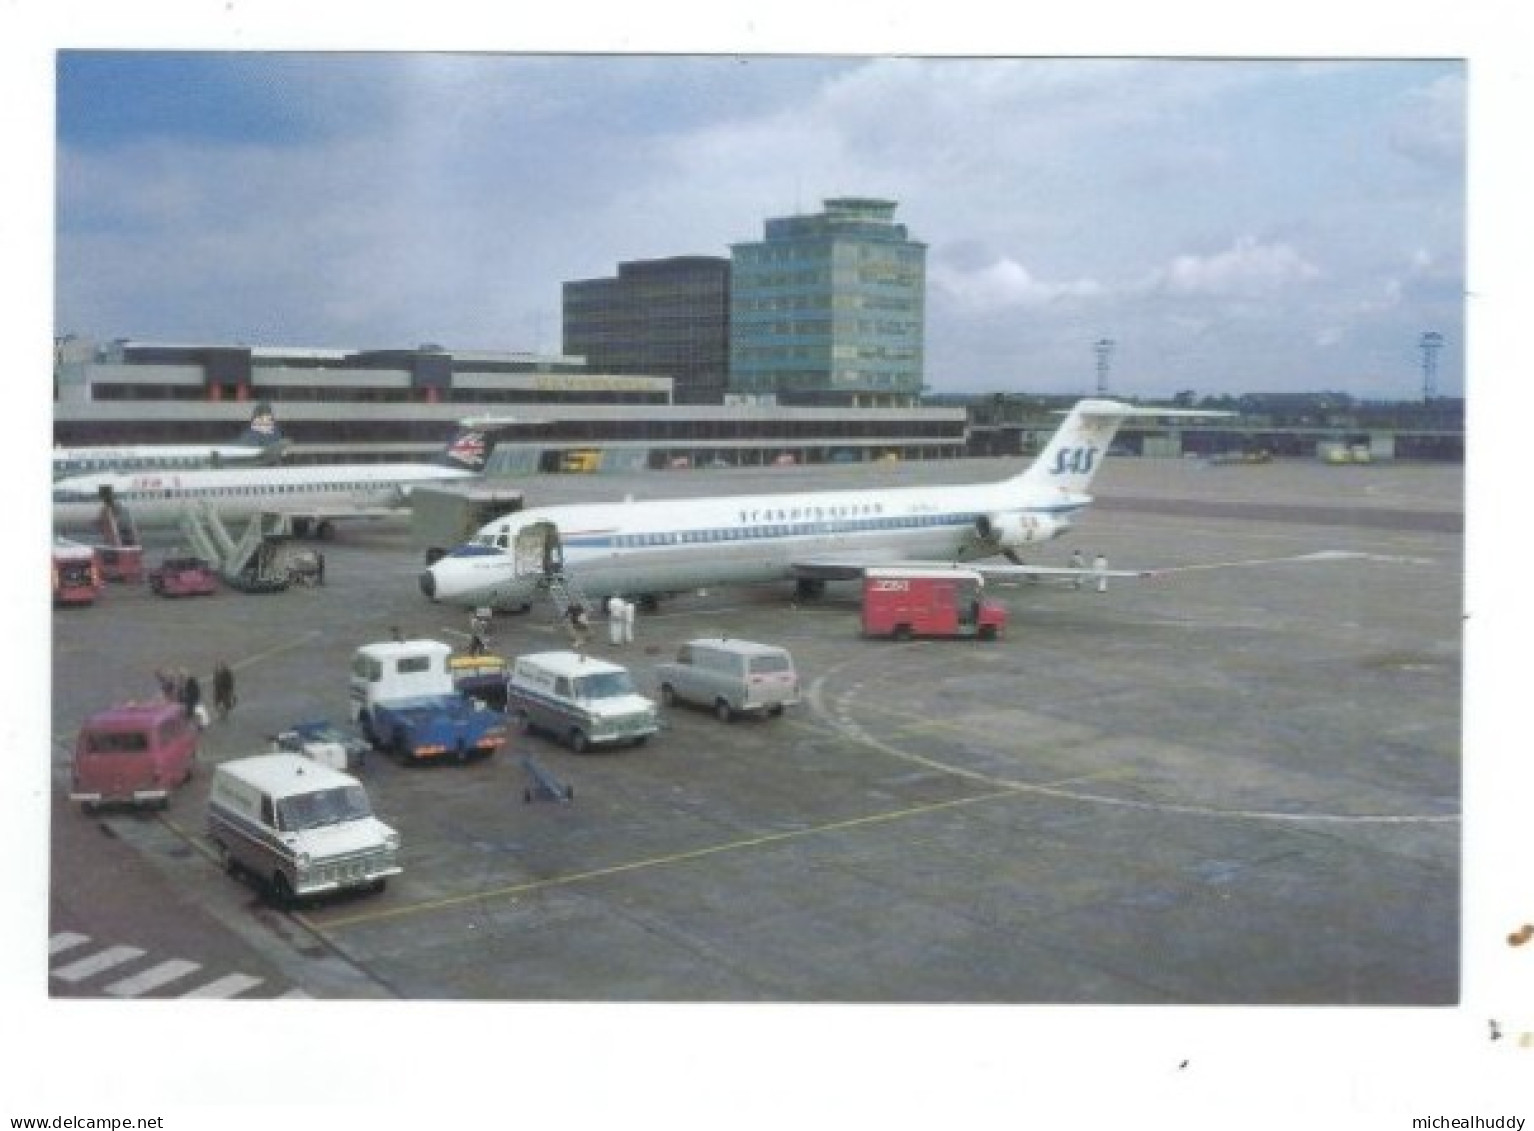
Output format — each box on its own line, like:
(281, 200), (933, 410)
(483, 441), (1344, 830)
(861, 567), (1006, 641)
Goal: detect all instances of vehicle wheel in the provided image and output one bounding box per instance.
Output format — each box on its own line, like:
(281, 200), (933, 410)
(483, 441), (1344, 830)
(80, 800), (97, 816)
(392, 728), (412, 762)
(368, 877), (387, 894)
(660, 684), (677, 707)
(978, 625), (997, 641)
(569, 729), (589, 754)
(512, 709), (532, 734)
(893, 625), (913, 642)
(632, 735), (649, 747)
(359, 714), (379, 748)
(715, 699), (734, 724)
(766, 704), (785, 718)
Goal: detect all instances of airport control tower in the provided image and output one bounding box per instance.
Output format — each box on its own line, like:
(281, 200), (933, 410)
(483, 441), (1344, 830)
(729, 197), (926, 408)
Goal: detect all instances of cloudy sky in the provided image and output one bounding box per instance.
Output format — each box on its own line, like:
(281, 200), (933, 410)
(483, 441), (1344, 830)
(54, 53), (1465, 400)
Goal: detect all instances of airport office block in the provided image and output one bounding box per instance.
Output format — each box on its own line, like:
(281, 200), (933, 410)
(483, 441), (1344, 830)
(563, 256), (732, 406)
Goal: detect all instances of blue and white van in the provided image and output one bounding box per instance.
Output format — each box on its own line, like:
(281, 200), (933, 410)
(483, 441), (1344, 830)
(507, 651), (658, 753)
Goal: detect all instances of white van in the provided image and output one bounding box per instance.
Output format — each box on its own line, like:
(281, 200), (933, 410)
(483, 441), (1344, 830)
(507, 651), (659, 753)
(655, 638), (800, 722)
(207, 753), (401, 905)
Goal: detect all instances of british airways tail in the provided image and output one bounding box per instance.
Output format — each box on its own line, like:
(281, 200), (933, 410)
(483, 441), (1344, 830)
(234, 402), (287, 464)
(433, 425), (496, 473)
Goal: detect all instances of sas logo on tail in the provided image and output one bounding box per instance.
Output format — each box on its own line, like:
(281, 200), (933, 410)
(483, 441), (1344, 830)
(447, 431), (487, 468)
(1050, 446), (1099, 476)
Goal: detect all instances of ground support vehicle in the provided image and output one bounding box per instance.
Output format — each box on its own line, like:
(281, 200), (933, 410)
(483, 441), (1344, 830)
(271, 720), (371, 771)
(655, 637), (800, 722)
(69, 700), (198, 811)
(207, 753), (400, 906)
(349, 639), (508, 763)
(861, 567), (1007, 641)
(450, 652), (511, 710)
(410, 483), (525, 567)
(95, 544), (145, 583)
(507, 651), (658, 753)
(148, 554), (219, 597)
(52, 541), (103, 606)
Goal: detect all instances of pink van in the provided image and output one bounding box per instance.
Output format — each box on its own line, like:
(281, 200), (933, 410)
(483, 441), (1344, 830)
(69, 701), (198, 812)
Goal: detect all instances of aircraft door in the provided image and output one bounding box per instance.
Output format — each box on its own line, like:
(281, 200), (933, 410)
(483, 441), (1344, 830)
(514, 521), (563, 579)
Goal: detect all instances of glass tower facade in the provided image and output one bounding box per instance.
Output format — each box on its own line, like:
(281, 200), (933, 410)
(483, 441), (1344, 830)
(729, 198), (926, 406)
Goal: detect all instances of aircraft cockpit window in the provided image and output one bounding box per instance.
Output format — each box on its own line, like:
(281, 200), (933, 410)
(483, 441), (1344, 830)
(495, 533), (509, 549)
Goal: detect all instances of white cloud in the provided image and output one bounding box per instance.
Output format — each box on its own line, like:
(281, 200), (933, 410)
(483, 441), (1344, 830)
(1389, 73), (1466, 171)
(1146, 236), (1321, 299)
(930, 256), (1104, 311)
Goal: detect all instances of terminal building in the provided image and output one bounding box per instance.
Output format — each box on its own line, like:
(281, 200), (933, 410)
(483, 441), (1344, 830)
(52, 337), (969, 472)
(563, 198), (927, 410)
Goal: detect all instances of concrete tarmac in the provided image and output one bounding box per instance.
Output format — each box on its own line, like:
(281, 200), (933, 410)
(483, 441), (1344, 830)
(47, 456), (1462, 1003)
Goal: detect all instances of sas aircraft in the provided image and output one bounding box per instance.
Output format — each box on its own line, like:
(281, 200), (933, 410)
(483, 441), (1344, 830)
(52, 402), (288, 480)
(420, 398), (1228, 611)
(53, 424), (500, 538)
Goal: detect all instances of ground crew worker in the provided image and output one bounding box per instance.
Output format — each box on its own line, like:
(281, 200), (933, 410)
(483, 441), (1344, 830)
(607, 597), (627, 645)
(619, 597), (636, 644)
(567, 602), (591, 649)
(1069, 549), (1086, 589)
(1093, 552), (1109, 593)
(212, 662), (236, 720)
(181, 671), (204, 727)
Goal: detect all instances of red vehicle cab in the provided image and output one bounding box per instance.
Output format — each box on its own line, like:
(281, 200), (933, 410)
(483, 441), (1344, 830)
(861, 567), (1007, 641)
(70, 701), (199, 812)
(149, 555), (219, 597)
(52, 541), (103, 606)
(96, 544), (145, 584)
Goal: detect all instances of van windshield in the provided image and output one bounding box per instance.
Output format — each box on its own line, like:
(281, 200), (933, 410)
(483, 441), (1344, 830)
(572, 672), (636, 699)
(275, 785), (372, 832)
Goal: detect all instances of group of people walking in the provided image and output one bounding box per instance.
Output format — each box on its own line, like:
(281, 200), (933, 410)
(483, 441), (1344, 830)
(155, 662), (237, 728)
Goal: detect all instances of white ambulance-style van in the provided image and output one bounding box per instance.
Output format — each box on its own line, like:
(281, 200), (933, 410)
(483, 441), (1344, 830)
(207, 753), (401, 905)
(507, 651), (659, 753)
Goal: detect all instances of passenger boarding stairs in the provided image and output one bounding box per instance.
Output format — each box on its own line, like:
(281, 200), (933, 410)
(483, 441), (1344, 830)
(178, 501), (292, 584)
(542, 572), (597, 630)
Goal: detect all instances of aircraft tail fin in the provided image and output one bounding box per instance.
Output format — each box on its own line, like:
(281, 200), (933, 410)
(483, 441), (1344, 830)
(435, 425), (495, 473)
(1012, 399), (1233, 496)
(235, 402), (287, 463)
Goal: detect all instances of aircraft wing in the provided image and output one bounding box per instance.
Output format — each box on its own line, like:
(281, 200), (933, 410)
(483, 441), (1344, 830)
(789, 555), (1156, 582)
(932, 561), (1156, 582)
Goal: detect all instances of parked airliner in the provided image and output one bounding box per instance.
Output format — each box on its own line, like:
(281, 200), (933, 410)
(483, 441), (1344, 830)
(52, 402), (287, 480)
(419, 399), (1228, 611)
(53, 425), (499, 536)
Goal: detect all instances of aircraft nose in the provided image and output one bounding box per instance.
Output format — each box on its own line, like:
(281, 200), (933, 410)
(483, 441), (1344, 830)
(418, 570), (437, 599)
